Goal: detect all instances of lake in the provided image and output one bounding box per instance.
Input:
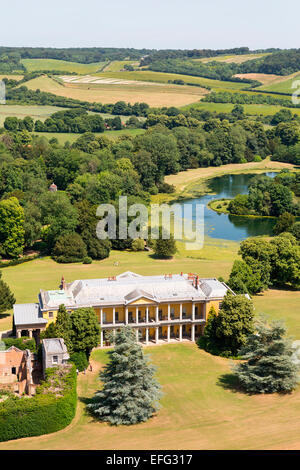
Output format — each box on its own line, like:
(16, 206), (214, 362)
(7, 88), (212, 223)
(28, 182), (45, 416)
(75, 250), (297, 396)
(179, 172), (277, 242)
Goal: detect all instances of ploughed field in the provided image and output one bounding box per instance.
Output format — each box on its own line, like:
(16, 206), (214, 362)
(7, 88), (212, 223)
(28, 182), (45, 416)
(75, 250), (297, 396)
(21, 75), (208, 107)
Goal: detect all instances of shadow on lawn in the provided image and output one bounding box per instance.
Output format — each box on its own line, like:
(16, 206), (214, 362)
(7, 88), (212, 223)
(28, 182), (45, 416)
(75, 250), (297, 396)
(0, 312), (10, 321)
(217, 373), (242, 393)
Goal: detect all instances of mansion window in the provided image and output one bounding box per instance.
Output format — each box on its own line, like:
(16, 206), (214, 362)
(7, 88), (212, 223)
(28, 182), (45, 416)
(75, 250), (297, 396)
(52, 355), (58, 364)
(49, 312), (53, 318)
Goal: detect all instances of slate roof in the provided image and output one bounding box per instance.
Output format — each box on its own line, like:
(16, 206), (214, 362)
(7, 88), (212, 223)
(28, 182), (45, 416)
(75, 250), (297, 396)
(42, 338), (69, 357)
(13, 303), (48, 326)
(38, 272), (232, 310)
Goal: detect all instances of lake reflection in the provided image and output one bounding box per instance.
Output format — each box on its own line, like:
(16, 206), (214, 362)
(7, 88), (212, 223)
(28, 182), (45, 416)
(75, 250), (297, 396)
(179, 172), (277, 242)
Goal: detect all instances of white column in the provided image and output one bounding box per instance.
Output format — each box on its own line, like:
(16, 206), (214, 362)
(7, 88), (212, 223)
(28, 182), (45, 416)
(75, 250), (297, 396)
(136, 307), (139, 324)
(156, 305), (159, 323)
(203, 302), (207, 320)
(28, 329), (32, 338)
(100, 330), (103, 348)
(146, 307), (149, 324)
(168, 304), (171, 321)
(180, 303), (182, 321)
(136, 329), (139, 342)
(113, 329), (116, 343)
(17, 330), (21, 338)
(125, 307), (128, 325)
(191, 324), (195, 342)
(167, 325), (170, 342)
(146, 328), (149, 345)
(113, 307), (115, 325)
(155, 327), (159, 344)
(179, 325), (182, 342)
(192, 303), (195, 321)
(100, 308), (103, 326)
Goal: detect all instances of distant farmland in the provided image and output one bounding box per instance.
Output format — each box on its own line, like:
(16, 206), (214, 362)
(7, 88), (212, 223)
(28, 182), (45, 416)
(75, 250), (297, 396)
(31, 128), (145, 145)
(22, 74), (209, 107)
(0, 104), (70, 126)
(258, 71), (300, 94)
(182, 101), (300, 117)
(22, 58), (107, 74)
(194, 52), (270, 64)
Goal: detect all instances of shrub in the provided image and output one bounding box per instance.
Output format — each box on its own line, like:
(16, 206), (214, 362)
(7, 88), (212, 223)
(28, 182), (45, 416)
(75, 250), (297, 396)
(52, 233), (87, 263)
(69, 351), (89, 372)
(0, 365), (77, 442)
(131, 238), (145, 251)
(253, 155), (262, 162)
(291, 221), (300, 241)
(154, 233), (177, 259)
(83, 256), (92, 264)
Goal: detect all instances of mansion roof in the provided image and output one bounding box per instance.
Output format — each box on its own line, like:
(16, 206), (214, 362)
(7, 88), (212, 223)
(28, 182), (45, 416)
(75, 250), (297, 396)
(13, 303), (48, 326)
(38, 271), (231, 310)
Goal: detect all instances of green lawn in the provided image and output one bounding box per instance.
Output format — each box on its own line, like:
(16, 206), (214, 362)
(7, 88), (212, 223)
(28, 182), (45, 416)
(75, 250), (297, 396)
(2, 342), (300, 449)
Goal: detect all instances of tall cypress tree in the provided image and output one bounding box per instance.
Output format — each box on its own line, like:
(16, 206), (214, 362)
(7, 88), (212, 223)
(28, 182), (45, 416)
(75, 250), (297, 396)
(0, 271), (15, 314)
(234, 317), (299, 394)
(88, 327), (161, 425)
(55, 304), (72, 353)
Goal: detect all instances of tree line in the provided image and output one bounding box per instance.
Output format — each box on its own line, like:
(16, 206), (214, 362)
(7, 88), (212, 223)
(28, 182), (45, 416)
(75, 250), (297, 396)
(0, 109), (297, 261)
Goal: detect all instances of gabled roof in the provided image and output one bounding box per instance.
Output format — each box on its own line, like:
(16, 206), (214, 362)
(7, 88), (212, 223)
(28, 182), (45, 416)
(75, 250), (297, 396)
(124, 288), (156, 304)
(42, 338), (69, 359)
(116, 271), (142, 279)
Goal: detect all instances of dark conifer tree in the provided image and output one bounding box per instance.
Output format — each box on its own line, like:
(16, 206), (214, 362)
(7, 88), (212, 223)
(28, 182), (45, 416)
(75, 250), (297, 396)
(234, 317), (299, 394)
(88, 327), (161, 425)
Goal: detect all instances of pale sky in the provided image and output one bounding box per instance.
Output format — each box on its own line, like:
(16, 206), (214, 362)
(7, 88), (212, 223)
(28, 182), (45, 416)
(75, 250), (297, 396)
(1, 0), (299, 50)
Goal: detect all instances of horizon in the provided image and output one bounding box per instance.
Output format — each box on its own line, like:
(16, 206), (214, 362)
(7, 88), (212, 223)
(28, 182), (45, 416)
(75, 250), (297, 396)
(1, 0), (299, 50)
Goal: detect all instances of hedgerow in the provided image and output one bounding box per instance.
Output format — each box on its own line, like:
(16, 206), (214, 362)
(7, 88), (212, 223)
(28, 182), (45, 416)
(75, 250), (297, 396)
(0, 364), (77, 442)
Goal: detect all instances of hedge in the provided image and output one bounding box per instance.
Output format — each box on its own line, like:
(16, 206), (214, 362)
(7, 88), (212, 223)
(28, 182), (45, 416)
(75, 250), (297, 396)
(0, 254), (39, 269)
(3, 337), (36, 353)
(0, 364), (77, 442)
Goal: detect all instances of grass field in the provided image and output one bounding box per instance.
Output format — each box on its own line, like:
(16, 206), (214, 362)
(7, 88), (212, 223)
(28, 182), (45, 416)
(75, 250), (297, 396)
(21, 59), (107, 74)
(181, 101), (300, 116)
(22, 75), (207, 107)
(2, 341), (300, 450)
(102, 60), (140, 72)
(31, 128), (145, 144)
(234, 73), (281, 85)
(258, 72), (300, 94)
(0, 104), (70, 126)
(93, 70), (248, 90)
(0, 74), (23, 81)
(195, 53), (270, 64)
